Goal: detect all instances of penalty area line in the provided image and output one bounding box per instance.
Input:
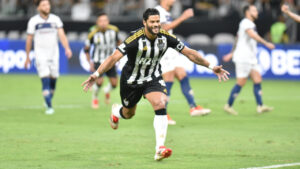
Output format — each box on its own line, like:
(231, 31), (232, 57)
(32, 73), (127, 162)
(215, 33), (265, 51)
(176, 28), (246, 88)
(240, 162), (300, 169)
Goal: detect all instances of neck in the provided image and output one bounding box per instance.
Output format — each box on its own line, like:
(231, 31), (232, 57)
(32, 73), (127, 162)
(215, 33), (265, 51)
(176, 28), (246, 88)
(144, 28), (157, 40)
(161, 2), (170, 11)
(246, 15), (254, 22)
(40, 13), (49, 20)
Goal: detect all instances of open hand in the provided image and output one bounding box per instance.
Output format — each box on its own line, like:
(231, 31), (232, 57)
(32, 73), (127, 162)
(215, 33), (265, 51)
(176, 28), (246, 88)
(81, 74), (97, 92)
(212, 65), (230, 82)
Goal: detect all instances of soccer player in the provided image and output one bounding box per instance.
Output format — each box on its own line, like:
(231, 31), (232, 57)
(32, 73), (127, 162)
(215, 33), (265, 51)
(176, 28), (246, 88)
(156, 0), (211, 125)
(84, 12), (121, 108)
(281, 4), (300, 23)
(24, 0), (72, 115)
(223, 5), (275, 115)
(82, 8), (229, 161)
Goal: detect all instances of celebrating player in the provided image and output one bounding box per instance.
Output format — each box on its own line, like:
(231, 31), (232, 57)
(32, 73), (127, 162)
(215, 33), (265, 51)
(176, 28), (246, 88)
(82, 8), (229, 161)
(24, 0), (72, 115)
(84, 12), (121, 108)
(223, 5), (275, 115)
(281, 4), (300, 22)
(156, 0), (211, 125)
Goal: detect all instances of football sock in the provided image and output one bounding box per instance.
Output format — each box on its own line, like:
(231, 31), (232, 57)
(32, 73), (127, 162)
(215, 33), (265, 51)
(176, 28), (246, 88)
(254, 83), (263, 106)
(41, 78), (52, 108)
(228, 84), (242, 107)
(50, 78), (56, 99)
(154, 109), (168, 151)
(180, 76), (197, 108)
(103, 83), (112, 94)
(92, 83), (101, 100)
(113, 106), (125, 119)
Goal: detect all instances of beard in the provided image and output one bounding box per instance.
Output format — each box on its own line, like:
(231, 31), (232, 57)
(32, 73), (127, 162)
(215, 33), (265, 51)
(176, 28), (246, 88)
(250, 13), (258, 21)
(146, 25), (160, 35)
(40, 10), (50, 16)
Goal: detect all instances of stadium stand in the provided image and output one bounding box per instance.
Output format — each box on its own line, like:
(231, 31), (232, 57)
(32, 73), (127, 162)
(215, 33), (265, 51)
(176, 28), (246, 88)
(212, 33), (235, 45)
(186, 33), (211, 46)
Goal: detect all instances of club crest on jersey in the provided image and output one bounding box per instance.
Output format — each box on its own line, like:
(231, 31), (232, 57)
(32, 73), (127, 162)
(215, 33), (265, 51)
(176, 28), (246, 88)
(157, 39), (165, 50)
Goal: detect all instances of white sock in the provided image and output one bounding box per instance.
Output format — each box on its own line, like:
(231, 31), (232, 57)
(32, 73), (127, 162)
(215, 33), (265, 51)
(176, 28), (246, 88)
(92, 84), (100, 100)
(103, 83), (112, 94)
(112, 104), (124, 119)
(153, 115), (168, 151)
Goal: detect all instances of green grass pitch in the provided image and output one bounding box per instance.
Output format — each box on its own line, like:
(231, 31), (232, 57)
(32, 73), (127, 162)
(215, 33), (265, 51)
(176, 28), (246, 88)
(0, 74), (300, 169)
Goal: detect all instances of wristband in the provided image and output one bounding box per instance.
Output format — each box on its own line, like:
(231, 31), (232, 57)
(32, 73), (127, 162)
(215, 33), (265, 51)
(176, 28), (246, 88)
(208, 64), (215, 70)
(93, 71), (100, 77)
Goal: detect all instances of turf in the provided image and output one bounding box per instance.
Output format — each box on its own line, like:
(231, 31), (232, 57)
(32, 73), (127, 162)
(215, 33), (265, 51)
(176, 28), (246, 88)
(0, 74), (299, 169)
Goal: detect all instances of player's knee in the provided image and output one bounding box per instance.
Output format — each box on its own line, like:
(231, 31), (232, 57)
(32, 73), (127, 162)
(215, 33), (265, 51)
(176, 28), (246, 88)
(152, 99), (166, 109)
(42, 90), (50, 96)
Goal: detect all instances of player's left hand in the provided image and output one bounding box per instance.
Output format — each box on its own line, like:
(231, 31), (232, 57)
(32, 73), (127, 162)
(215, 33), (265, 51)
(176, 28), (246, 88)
(65, 48), (72, 59)
(212, 65), (230, 82)
(81, 74), (97, 92)
(281, 4), (289, 13)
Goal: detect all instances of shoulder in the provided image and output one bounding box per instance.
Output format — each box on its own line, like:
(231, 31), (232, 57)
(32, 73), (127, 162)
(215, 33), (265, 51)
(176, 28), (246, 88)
(125, 28), (144, 44)
(159, 29), (176, 39)
(87, 27), (99, 40)
(241, 18), (255, 27)
(107, 24), (119, 32)
(50, 14), (61, 20)
(28, 14), (39, 23)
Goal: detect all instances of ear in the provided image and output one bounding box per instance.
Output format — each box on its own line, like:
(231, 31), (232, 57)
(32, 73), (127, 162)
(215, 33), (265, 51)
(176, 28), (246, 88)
(143, 20), (146, 27)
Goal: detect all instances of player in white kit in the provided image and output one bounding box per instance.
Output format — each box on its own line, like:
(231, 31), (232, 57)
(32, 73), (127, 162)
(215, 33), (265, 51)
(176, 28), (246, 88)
(24, 0), (72, 115)
(223, 5), (275, 115)
(156, 0), (211, 125)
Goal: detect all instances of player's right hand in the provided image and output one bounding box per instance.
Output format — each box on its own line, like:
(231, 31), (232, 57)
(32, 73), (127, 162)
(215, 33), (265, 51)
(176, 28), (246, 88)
(81, 74), (97, 92)
(223, 53), (233, 62)
(24, 57), (31, 69)
(266, 42), (275, 49)
(182, 8), (194, 20)
(281, 4), (289, 13)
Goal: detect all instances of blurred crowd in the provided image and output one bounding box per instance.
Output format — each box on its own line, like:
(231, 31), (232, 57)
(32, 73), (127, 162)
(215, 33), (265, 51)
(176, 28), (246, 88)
(1, 0), (300, 21)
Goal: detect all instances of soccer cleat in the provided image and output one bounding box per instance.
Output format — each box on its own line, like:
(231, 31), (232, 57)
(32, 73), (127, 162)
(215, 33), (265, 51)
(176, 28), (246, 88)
(154, 146), (172, 161)
(167, 114), (176, 125)
(105, 93), (110, 105)
(257, 105), (273, 114)
(190, 105), (211, 116)
(224, 104), (238, 115)
(109, 104), (121, 130)
(92, 99), (99, 109)
(45, 108), (54, 115)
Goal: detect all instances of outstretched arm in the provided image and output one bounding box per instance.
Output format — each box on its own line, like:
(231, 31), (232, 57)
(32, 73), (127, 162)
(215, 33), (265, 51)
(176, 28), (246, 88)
(161, 8), (194, 31)
(81, 49), (124, 91)
(180, 46), (230, 82)
(24, 34), (33, 69)
(58, 28), (72, 59)
(246, 29), (275, 49)
(281, 4), (300, 22)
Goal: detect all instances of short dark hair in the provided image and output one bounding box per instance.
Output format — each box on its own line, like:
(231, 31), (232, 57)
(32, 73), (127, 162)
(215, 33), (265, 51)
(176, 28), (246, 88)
(243, 5), (255, 15)
(143, 8), (160, 21)
(35, 0), (50, 6)
(97, 12), (107, 18)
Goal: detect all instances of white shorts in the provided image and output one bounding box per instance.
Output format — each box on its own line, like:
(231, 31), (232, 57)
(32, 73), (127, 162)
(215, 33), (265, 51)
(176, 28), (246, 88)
(160, 48), (181, 74)
(35, 58), (59, 78)
(235, 62), (260, 78)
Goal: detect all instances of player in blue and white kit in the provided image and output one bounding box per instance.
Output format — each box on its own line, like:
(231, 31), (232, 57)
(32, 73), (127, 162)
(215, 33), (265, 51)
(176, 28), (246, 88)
(156, 0), (211, 125)
(223, 5), (275, 115)
(24, 0), (72, 115)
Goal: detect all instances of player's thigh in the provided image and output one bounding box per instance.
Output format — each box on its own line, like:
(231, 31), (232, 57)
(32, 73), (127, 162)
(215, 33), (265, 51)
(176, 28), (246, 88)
(96, 77), (104, 85)
(120, 80), (143, 109)
(108, 77), (118, 87)
(174, 67), (187, 80)
(143, 78), (168, 110)
(236, 78), (248, 86)
(235, 62), (251, 80)
(49, 60), (59, 78)
(162, 71), (175, 82)
(36, 60), (51, 78)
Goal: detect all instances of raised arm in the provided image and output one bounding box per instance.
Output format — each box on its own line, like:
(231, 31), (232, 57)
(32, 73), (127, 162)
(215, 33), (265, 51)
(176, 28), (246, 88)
(161, 8), (194, 31)
(180, 46), (230, 82)
(58, 28), (72, 59)
(281, 4), (300, 23)
(246, 29), (275, 49)
(24, 34), (33, 69)
(82, 49), (124, 91)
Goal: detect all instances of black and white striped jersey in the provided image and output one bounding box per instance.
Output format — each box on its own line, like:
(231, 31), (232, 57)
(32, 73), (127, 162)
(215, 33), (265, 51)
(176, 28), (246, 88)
(85, 24), (120, 63)
(117, 28), (185, 85)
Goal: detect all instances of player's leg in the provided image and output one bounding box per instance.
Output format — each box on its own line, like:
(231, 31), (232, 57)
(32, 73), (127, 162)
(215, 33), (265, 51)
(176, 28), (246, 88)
(49, 77), (56, 99)
(103, 66), (118, 104)
(91, 77), (103, 109)
(224, 63), (249, 115)
(250, 69), (273, 113)
(143, 79), (172, 161)
(175, 67), (211, 116)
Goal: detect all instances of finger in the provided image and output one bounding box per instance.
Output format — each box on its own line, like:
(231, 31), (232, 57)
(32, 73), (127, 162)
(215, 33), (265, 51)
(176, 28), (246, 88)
(81, 79), (89, 87)
(224, 73), (229, 80)
(218, 74), (221, 82)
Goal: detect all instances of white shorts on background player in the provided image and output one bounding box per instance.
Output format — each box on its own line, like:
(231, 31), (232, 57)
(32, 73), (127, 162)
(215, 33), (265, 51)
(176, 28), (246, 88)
(234, 62), (260, 78)
(27, 14), (63, 78)
(160, 48), (183, 73)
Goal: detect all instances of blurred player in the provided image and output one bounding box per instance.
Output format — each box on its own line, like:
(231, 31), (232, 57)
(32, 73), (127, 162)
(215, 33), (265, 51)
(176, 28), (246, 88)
(24, 0), (72, 115)
(223, 5), (275, 115)
(281, 4), (300, 22)
(82, 8), (229, 161)
(84, 12), (121, 108)
(156, 0), (211, 125)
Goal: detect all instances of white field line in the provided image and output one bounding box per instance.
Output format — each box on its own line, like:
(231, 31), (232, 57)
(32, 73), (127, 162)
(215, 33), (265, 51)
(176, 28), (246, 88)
(240, 162), (300, 169)
(0, 104), (84, 111)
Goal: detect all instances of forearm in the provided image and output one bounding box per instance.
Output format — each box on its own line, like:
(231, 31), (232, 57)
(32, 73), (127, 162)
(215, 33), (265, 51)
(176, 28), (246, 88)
(187, 49), (210, 68)
(163, 16), (186, 31)
(25, 38), (32, 58)
(95, 55), (118, 75)
(286, 10), (300, 22)
(250, 32), (268, 45)
(59, 35), (71, 50)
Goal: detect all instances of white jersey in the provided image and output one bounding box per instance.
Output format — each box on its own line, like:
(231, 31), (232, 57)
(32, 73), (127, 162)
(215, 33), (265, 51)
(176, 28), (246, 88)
(27, 14), (63, 61)
(155, 5), (173, 34)
(233, 18), (257, 64)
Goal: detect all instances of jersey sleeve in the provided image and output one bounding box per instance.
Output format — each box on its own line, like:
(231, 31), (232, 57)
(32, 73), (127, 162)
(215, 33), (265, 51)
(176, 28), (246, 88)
(55, 15), (63, 28)
(167, 33), (185, 52)
(242, 19), (255, 31)
(26, 18), (35, 35)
